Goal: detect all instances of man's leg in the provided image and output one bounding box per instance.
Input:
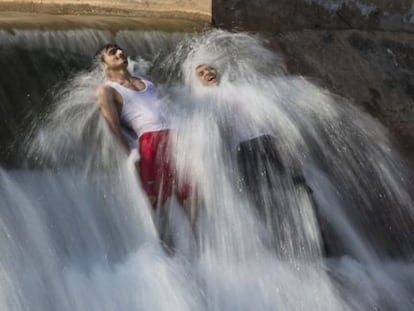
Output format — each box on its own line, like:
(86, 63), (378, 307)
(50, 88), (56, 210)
(139, 132), (162, 207)
(237, 135), (285, 208)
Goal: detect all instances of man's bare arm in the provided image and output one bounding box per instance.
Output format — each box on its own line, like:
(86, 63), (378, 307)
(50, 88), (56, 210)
(97, 85), (131, 154)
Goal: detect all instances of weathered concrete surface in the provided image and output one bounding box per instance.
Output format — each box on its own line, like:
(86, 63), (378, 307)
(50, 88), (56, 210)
(212, 0), (414, 33)
(270, 30), (414, 154)
(0, 0), (211, 15)
(0, 11), (209, 32)
(0, 0), (211, 27)
(212, 0), (414, 154)
(0, 0), (211, 31)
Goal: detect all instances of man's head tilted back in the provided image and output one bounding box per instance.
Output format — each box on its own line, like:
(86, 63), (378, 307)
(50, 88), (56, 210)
(95, 43), (128, 70)
(195, 64), (221, 87)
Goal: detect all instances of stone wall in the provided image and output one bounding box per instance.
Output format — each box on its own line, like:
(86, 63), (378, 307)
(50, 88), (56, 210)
(212, 0), (414, 32)
(271, 30), (414, 154)
(211, 0), (414, 154)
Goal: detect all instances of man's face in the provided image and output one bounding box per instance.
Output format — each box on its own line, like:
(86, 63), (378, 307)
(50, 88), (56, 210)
(102, 46), (128, 70)
(195, 64), (220, 87)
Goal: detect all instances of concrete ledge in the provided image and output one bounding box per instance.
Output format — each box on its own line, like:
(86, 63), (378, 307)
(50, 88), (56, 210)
(0, 0), (211, 16)
(0, 12), (210, 32)
(0, 1), (211, 31)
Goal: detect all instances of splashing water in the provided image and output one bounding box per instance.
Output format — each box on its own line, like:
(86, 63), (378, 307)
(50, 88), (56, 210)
(1, 29), (414, 310)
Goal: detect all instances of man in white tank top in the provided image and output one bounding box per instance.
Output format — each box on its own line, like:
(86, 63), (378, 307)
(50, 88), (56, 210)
(96, 44), (190, 208)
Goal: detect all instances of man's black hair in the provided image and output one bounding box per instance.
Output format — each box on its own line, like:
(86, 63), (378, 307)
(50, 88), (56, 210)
(94, 43), (122, 63)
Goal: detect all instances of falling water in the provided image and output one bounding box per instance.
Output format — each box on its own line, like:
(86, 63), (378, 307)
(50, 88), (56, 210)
(1, 28), (414, 311)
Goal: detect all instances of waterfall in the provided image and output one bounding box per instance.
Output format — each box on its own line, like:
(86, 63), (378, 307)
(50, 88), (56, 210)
(1, 28), (413, 311)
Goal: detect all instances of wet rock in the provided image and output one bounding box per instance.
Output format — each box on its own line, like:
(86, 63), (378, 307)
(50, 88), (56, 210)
(369, 87), (381, 100)
(321, 32), (334, 44)
(274, 30), (414, 155)
(213, 0), (414, 33)
(348, 32), (377, 53)
(381, 40), (414, 70)
(212, 1), (414, 152)
(402, 74), (414, 100)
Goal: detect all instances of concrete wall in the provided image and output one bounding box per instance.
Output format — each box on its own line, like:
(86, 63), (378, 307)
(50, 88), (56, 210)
(212, 0), (414, 32)
(271, 30), (414, 154)
(0, 0), (211, 16)
(211, 0), (414, 153)
(0, 0), (211, 31)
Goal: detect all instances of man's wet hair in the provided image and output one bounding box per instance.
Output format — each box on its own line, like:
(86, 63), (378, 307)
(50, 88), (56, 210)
(94, 43), (122, 63)
(195, 64), (214, 70)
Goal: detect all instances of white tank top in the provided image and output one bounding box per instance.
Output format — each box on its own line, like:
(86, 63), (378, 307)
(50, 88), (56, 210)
(106, 77), (169, 138)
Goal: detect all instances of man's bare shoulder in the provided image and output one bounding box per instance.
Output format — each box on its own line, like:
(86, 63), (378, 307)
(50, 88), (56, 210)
(97, 84), (116, 95)
(97, 84), (122, 109)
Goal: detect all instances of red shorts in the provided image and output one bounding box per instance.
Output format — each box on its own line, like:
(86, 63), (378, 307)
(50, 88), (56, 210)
(138, 130), (190, 207)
